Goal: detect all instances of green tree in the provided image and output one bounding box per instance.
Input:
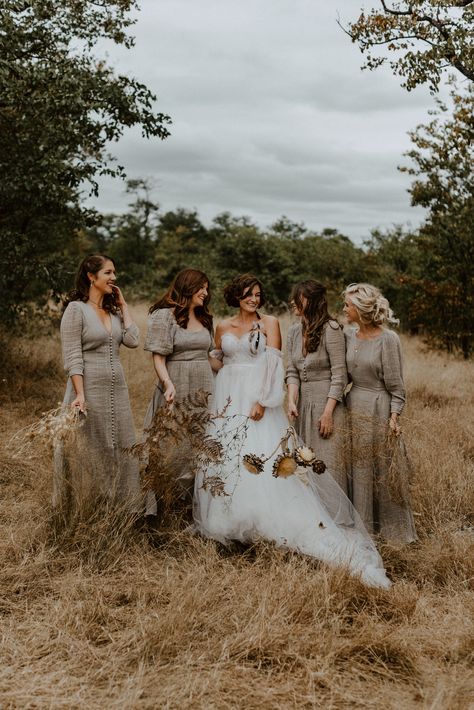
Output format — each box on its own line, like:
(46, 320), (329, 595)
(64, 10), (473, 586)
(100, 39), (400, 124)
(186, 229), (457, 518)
(400, 87), (474, 356)
(343, 1), (474, 92)
(0, 0), (170, 320)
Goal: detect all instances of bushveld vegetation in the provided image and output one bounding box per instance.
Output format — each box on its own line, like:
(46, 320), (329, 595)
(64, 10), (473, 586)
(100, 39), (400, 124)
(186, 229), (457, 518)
(1, 307), (473, 708)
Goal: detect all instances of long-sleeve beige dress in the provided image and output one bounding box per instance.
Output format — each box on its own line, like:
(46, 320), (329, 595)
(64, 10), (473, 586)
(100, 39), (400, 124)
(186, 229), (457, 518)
(53, 301), (141, 509)
(143, 308), (215, 507)
(345, 328), (417, 542)
(286, 321), (349, 494)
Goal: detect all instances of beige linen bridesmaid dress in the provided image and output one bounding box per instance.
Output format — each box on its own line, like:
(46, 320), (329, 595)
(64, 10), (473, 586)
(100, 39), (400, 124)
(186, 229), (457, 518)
(345, 327), (417, 542)
(142, 308), (215, 507)
(286, 321), (349, 494)
(54, 301), (141, 509)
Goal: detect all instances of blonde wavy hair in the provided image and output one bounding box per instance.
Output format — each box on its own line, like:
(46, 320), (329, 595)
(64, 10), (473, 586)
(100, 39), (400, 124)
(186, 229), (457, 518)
(343, 283), (399, 327)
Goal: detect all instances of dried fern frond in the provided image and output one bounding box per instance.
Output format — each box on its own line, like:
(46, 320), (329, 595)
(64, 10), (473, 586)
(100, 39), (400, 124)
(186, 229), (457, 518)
(200, 474), (229, 497)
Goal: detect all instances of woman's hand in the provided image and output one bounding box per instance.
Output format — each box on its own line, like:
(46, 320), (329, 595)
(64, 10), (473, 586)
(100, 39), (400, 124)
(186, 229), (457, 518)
(288, 400), (299, 419)
(162, 379), (176, 404)
(318, 411), (334, 439)
(249, 402), (265, 421)
(389, 413), (401, 436)
(71, 393), (86, 413)
(112, 285), (127, 310)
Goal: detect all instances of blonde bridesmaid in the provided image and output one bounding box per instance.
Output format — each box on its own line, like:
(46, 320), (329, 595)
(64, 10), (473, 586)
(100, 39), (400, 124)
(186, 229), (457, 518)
(343, 282), (417, 543)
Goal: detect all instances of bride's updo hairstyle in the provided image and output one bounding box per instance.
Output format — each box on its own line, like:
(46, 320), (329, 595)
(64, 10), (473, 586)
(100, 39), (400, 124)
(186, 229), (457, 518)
(64, 254), (118, 313)
(224, 274), (266, 313)
(343, 283), (399, 327)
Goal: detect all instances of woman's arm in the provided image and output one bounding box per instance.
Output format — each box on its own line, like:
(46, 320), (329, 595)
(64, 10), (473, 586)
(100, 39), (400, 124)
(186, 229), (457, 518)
(113, 286), (139, 348)
(381, 331), (406, 435)
(209, 322), (224, 372)
(285, 326), (300, 420)
(152, 353), (176, 404)
(61, 303), (87, 412)
(264, 315), (282, 350)
(319, 324), (348, 438)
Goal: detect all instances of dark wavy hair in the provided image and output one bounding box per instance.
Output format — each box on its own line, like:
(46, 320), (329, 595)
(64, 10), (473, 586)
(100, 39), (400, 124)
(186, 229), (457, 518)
(150, 269), (213, 333)
(64, 254), (118, 313)
(291, 280), (338, 353)
(223, 274), (266, 315)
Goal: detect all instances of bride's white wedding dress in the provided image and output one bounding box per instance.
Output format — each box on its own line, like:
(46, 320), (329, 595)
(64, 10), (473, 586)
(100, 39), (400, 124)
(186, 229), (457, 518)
(194, 329), (391, 589)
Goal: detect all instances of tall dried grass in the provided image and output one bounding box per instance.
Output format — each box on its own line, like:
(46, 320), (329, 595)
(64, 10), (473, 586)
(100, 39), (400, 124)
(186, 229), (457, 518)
(0, 305), (473, 709)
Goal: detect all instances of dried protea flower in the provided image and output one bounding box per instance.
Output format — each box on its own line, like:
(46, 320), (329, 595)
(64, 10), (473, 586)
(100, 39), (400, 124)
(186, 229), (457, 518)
(243, 453), (265, 475)
(312, 459), (326, 475)
(272, 452), (297, 478)
(295, 446), (316, 466)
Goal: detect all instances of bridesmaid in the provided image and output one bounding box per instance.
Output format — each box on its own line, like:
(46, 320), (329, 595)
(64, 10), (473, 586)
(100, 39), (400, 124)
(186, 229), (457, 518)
(343, 282), (417, 543)
(286, 280), (348, 493)
(143, 269), (220, 506)
(54, 254), (141, 510)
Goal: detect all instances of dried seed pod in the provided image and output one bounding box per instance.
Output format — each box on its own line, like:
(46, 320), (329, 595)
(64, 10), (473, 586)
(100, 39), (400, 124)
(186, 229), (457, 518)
(294, 446), (316, 466)
(243, 453), (265, 474)
(272, 452), (297, 478)
(312, 459), (326, 475)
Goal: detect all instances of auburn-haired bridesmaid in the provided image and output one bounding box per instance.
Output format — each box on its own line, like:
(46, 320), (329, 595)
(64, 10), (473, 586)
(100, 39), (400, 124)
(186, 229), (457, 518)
(143, 269), (220, 507)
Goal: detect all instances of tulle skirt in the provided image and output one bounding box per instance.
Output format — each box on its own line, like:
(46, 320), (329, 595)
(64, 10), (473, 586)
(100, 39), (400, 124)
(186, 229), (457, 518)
(194, 361), (391, 589)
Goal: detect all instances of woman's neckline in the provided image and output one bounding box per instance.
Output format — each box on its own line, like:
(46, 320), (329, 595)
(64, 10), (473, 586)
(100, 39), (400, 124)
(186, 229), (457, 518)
(355, 329), (385, 341)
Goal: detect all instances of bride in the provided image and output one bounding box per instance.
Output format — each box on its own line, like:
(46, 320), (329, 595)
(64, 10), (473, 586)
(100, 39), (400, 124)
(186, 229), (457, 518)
(193, 274), (391, 589)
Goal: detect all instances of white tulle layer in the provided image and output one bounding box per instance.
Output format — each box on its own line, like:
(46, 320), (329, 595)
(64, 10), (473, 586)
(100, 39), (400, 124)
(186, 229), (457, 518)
(193, 339), (391, 589)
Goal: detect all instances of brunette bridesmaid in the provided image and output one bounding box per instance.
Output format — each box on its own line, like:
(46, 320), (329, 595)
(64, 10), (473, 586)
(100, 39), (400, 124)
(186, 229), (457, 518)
(54, 254), (141, 510)
(286, 280), (348, 494)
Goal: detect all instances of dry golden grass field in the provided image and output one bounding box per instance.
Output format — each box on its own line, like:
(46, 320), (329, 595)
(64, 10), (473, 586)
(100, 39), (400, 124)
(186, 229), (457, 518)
(1, 305), (473, 709)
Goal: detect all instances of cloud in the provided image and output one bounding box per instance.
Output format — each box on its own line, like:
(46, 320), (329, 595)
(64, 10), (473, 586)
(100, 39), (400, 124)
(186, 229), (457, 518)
(89, 0), (445, 240)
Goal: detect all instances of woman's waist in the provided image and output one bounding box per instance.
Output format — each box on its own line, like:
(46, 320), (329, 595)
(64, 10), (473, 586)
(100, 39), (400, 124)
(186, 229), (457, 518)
(167, 353), (209, 362)
(349, 382), (388, 392)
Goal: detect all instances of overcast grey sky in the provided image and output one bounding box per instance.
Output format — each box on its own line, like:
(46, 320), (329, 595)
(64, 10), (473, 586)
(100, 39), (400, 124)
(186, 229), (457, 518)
(89, 0), (444, 241)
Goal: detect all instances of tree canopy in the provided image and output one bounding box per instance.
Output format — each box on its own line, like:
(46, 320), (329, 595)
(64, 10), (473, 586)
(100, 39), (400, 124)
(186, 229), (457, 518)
(0, 0), (170, 319)
(343, 1), (474, 92)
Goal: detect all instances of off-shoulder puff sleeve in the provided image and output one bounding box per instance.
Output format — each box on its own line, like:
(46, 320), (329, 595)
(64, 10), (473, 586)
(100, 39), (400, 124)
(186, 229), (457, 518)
(121, 322), (139, 349)
(285, 324), (301, 386)
(381, 330), (406, 414)
(144, 308), (175, 355)
(60, 302), (84, 377)
(325, 322), (348, 402)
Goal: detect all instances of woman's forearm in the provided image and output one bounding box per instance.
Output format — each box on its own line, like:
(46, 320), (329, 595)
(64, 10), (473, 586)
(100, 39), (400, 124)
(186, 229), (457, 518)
(287, 383), (299, 405)
(71, 374), (84, 397)
(152, 353), (172, 384)
(120, 303), (133, 329)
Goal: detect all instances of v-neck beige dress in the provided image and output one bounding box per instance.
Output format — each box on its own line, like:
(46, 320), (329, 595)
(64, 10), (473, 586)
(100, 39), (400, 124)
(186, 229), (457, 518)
(286, 320), (349, 493)
(53, 300), (141, 509)
(345, 327), (417, 542)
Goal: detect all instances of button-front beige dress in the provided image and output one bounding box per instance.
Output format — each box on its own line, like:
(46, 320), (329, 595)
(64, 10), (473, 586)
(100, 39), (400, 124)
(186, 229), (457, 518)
(345, 328), (417, 542)
(54, 301), (141, 509)
(286, 320), (349, 494)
